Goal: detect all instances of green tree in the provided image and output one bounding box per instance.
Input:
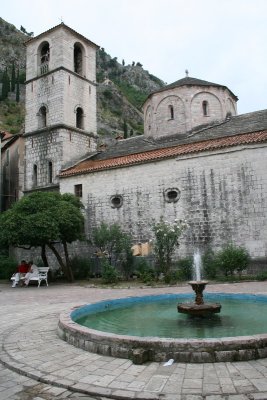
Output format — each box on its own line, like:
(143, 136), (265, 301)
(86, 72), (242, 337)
(123, 119), (128, 139)
(1, 69), (10, 100)
(0, 192), (85, 282)
(214, 243), (250, 277)
(151, 217), (188, 275)
(11, 62), (16, 92)
(16, 68), (20, 103)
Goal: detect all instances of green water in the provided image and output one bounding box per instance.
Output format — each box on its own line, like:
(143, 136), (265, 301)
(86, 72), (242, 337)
(75, 296), (267, 339)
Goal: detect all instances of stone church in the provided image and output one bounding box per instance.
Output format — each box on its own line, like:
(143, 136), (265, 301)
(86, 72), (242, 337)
(19, 23), (267, 265)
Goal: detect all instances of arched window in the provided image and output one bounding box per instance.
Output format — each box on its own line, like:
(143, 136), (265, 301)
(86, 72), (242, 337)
(38, 106), (47, 128)
(39, 41), (50, 75)
(169, 105), (174, 120)
(74, 43), (83, 75)
(202, 101), (209, 116)
(48, 161), (53, 183)
(76, 107), (84, 129)
(33, 164), (38, 187)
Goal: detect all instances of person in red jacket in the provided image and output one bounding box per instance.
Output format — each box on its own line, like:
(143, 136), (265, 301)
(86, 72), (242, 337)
(11, 260), (30, 287)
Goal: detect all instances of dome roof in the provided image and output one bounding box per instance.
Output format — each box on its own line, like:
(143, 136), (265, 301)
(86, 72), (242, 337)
(146, 76), (238, 101)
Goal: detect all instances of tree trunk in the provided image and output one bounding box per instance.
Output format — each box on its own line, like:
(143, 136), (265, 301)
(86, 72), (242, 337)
(41, 245), (49, 268)
(47, 242), (73, 282)
(63, 240), (74, 282)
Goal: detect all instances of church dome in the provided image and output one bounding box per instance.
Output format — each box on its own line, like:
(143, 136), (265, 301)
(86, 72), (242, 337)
(143, 75), (238, 139)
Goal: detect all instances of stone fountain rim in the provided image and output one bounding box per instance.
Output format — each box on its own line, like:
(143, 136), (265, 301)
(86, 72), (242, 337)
(57, 293), (267, 364)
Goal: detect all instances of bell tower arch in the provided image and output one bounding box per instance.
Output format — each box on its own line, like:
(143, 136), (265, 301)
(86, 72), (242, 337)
(24, 23), (99, 192)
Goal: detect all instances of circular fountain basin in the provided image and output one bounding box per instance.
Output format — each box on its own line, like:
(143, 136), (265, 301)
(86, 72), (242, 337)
(58, 293), (267, 364)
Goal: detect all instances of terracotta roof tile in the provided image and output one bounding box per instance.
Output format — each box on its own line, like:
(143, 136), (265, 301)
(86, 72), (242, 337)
(60, 130), (267, 178)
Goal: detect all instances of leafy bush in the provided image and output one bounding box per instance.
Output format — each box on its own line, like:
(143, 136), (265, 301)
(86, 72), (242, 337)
(255, 271), (267, 281)
(202, 248), (217, 279)
(151, 217), (188, 275)
(92, 222), (134, 279)
(101, 260), (119, 284)
(0, 256), (17, 279)
(69, 256), (92, 279)
(214, 243), (250, 277)
(176, 257), (193, 280)
(136, 258), (155, 283)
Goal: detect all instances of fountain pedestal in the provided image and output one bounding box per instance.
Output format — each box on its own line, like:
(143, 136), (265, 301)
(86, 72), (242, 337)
(177, 281), (221, 316)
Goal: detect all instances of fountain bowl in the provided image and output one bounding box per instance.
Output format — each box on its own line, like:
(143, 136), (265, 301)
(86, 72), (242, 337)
(58, 294), (267, 364)
(177, 280), (221, 316)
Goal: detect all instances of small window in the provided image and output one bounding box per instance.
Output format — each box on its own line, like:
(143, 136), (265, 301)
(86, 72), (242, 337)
(169, 105), (174, 120)
(110, 195), (123, 208)
(48, 161), (53, 183)
(33, 164), (38, 187)
(164, 188), (180, 203)
(74, 184), (83, 198)
(38, 106), (47, 128)
(76, 107), (84, 129)
(202, 101), (209, 116)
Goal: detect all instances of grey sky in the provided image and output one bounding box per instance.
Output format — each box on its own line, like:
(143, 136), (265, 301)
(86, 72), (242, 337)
(1, 0), (267, 114)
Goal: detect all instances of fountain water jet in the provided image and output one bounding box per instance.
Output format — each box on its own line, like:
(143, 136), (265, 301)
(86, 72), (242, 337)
(177, 249), (221, 316)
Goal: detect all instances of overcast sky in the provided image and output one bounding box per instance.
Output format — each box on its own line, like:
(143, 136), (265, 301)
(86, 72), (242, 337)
(2, 0), (267, 114)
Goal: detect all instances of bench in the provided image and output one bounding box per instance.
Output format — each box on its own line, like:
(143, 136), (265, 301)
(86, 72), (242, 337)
(11, 267), (49, 287)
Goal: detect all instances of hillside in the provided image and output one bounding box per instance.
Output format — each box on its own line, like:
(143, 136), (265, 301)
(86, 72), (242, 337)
(0, 18), (165, 138)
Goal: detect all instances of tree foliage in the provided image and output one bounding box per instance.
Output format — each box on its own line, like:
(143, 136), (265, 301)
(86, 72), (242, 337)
(151, 217), (188, 275)
(0, 192), (85, 281)
(92, 222), (134, 279)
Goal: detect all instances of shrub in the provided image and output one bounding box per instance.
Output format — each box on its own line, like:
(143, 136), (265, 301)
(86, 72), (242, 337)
(214, 243), (250, 277)
(70, 256), (92, 280)
(176, 257), (193, 280)
(0, 256), (17, 279)
(92, 222), (133, 279)
(202, 248), (217, 279)
(151, 217), (188, 275)
(136, 258), (155, 283)
(101, 260), (119, 284)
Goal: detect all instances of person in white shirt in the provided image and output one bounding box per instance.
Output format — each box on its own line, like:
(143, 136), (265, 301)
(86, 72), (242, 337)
(24, 261), (39, 286)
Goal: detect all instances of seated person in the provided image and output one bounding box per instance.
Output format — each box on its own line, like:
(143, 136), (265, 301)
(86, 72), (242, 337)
(24, 261), (39, 286)
(11, 260), (30, 287)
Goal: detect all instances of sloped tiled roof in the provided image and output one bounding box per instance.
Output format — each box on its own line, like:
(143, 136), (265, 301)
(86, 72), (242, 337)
(60, 129), (267, 178)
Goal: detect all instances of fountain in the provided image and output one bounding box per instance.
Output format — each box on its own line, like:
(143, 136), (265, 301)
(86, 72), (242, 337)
(58, 250), (267, 364)
(177, 249), (221, 316)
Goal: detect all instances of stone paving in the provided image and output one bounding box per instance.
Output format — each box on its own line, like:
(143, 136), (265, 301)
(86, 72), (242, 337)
(1, 281), (267, 400)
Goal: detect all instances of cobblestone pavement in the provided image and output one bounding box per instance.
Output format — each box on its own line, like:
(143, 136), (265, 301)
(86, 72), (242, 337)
(1, 281), (267, 400)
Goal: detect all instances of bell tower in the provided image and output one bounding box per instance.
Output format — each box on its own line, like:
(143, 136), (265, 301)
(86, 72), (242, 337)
(24, 23), (99, 192)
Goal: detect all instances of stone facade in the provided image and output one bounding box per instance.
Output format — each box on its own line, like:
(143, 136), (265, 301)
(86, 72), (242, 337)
(24, 24), (99, 191)
(143, 78), (237, 138)
(60, 141), (267, 261)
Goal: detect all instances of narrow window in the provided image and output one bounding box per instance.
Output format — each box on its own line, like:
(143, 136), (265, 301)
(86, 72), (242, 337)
(39, 42), (50, 75)
(48, 161), (53, 183)
(202, 101), (208, 116)
(74, 43), (83, 75)
(76, 107), (84, 129)
(74, 184), (83, 198)
(169, 105), (174, 119)
(39, 106), (47, 128)
(33, 164), (38, 187)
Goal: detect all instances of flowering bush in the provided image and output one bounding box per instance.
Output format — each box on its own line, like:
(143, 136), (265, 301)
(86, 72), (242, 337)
(151, 217), (188, 274)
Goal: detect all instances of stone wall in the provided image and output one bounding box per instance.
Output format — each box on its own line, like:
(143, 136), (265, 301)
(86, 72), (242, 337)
(60, 143), (267, 261)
